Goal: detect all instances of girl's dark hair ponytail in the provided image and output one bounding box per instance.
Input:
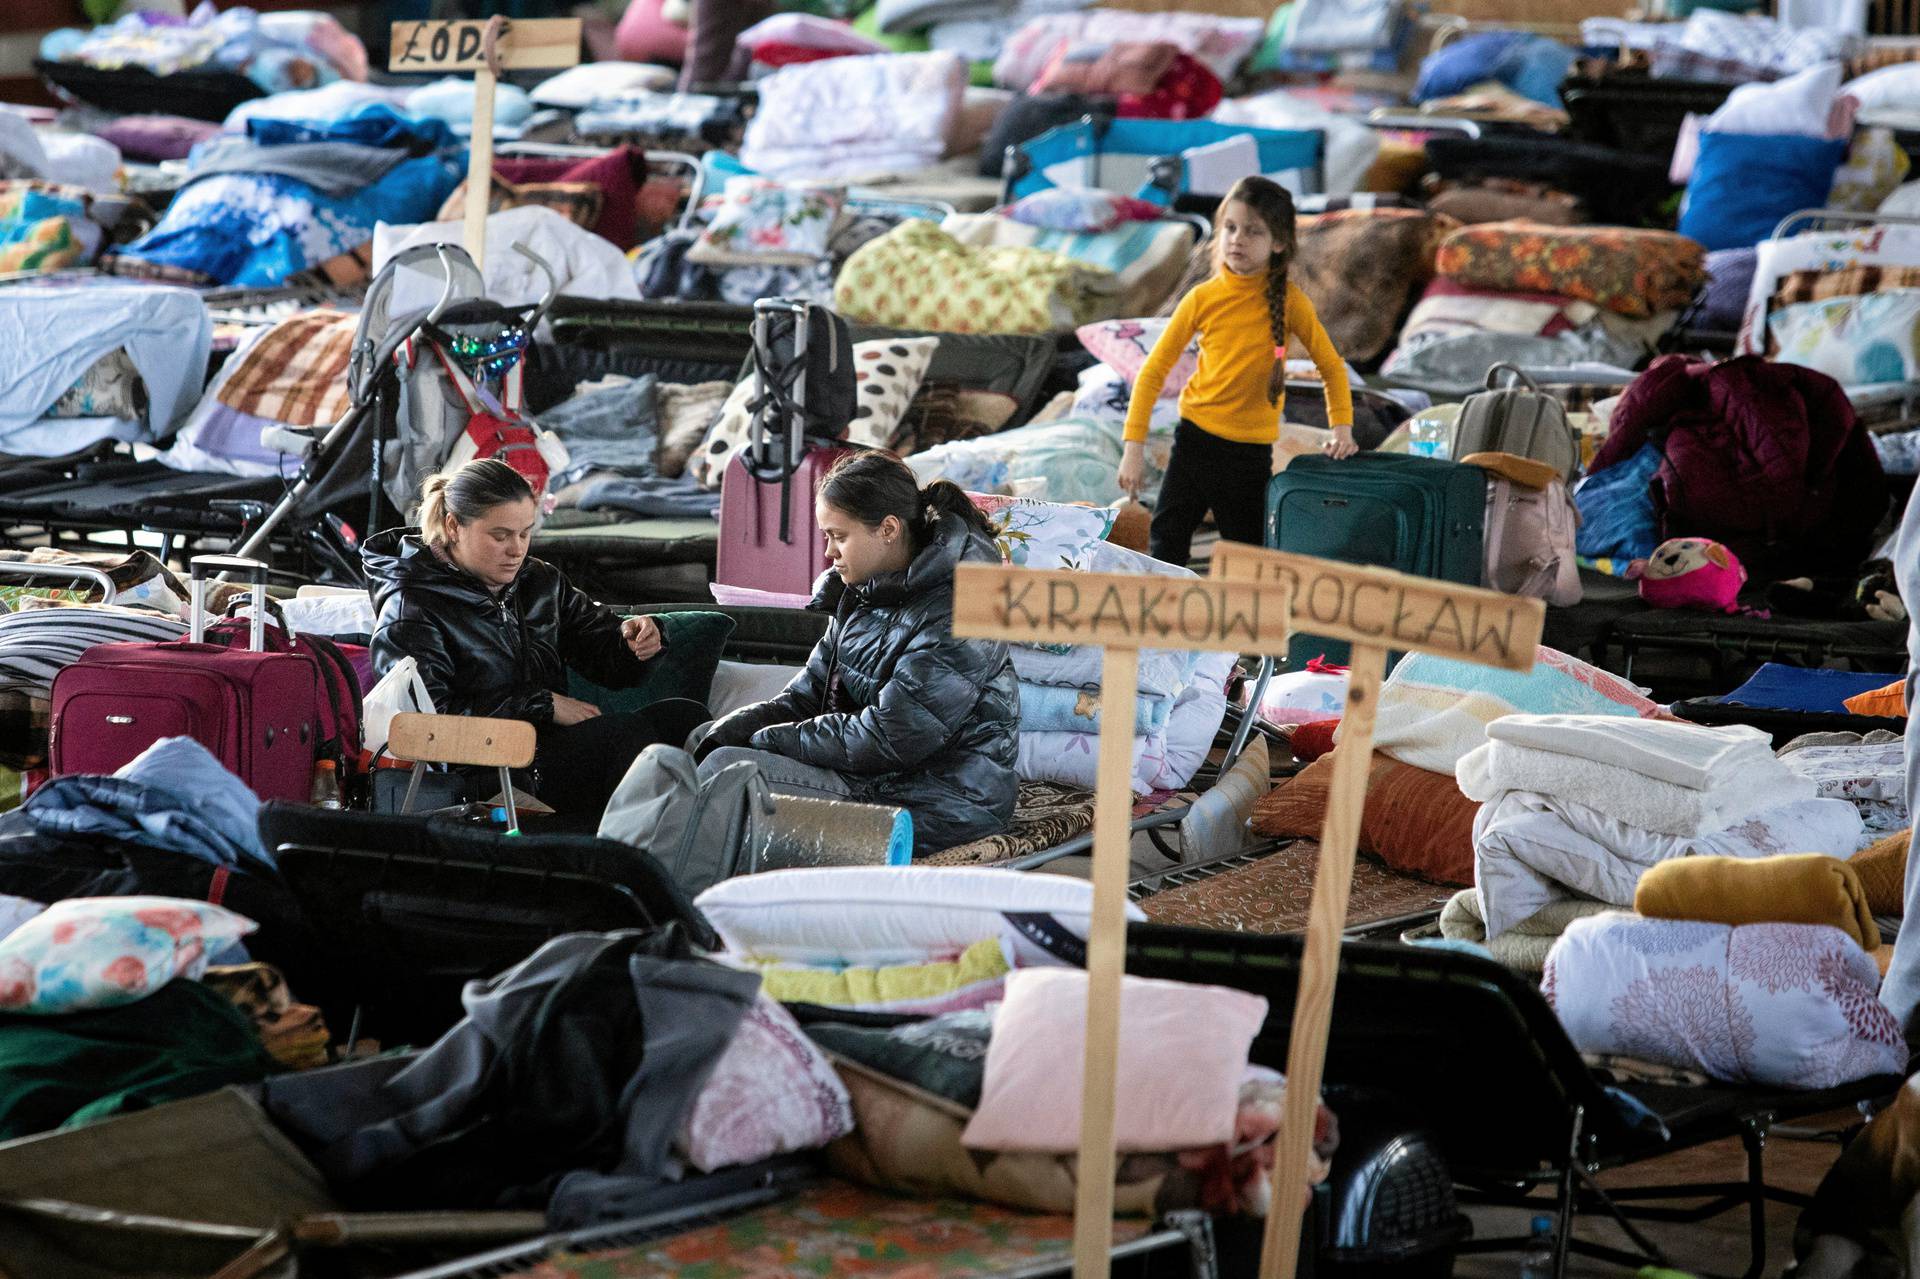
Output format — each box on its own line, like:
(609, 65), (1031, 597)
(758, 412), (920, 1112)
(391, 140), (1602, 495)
(919, 478), (999, 543)
(819, 453), (1000, 548)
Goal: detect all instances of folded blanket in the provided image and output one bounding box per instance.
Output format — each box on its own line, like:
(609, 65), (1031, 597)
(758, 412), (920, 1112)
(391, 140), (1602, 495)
(1544, 912), (1907, 1090)
(1483, 713), (1774, 791)
(1367, 647), (1657, 775)
(1458, 739), (1811, 837)
(1472, 790), (1863, 940)
(1851, 829), (1909, 916)
(1017, 681), (1171, 735)
(742, 52), (966, 181)
(1439, 888), (1608, 976)
(1017, 655), (1231, 794)
(1634, 853), (1879, 952)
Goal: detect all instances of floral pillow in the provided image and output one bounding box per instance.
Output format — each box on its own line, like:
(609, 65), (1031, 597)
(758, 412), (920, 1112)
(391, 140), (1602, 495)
(1003, 189), (1166, 234)
(1076, 317), (1200, 398)
(1768, 289), (1920, 386)
(0, 896), (255, 1015)
(677, 993), (854, 1173)
(969, 493), (1118, 571)
(690, 337), (940, 488)
(687, 176), (846, 268)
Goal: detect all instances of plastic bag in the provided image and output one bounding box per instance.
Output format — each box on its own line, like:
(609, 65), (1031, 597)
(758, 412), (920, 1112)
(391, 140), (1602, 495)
(362, 654), (435, 759)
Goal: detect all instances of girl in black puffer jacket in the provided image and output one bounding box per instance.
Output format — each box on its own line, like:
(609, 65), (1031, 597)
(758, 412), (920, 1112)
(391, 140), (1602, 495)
(690, 453), (1019, 857)
(365, 459), (706, 818)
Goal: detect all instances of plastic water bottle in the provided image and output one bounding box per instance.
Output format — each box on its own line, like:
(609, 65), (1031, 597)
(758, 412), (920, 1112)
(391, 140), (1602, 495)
(1518, 1214), (1556, 1278)
(309, 759), (344, 810)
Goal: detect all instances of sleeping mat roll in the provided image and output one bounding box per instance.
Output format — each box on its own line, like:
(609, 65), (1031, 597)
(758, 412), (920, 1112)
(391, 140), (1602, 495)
(761, 795), (913, 870)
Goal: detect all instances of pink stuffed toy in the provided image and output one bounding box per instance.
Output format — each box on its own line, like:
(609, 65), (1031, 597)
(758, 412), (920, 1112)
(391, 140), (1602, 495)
(1632, 537), (1751, 614)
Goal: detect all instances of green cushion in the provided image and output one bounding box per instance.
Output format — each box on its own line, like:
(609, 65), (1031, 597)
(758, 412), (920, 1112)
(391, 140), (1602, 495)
(569, 611), (737, 714)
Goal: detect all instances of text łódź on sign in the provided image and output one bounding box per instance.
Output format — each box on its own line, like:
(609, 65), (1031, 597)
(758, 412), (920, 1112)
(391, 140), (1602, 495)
(388, 18), (580, 73)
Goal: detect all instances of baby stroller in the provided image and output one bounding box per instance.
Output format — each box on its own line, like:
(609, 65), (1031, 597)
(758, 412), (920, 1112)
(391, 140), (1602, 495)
(231, 241), (567, 585)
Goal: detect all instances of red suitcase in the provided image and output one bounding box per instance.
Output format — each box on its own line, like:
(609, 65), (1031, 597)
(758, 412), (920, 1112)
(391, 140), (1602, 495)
(49, 555), (323, 802)
(715, 297), (857, 599)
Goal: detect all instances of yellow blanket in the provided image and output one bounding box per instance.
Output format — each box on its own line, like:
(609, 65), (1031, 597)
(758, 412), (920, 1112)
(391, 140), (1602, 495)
(1634, 853), (1878, 952)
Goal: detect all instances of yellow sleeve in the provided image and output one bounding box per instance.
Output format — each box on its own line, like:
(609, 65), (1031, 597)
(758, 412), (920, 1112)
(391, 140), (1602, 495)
(1288, 285), (1353, 430)
(1123, 289), (1200, 444)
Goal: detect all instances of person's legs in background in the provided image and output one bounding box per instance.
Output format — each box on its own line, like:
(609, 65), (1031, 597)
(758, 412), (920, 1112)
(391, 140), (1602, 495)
(534, 697), (714, 817)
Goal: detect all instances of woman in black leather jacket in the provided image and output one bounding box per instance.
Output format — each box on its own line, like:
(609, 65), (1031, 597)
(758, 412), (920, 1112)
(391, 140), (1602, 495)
(689, 452), (1019, 857)
(364, 459), (704, 817)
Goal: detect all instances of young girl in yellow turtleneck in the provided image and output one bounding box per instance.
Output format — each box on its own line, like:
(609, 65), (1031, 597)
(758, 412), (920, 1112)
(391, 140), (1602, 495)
(1116, 175), (1356, 568)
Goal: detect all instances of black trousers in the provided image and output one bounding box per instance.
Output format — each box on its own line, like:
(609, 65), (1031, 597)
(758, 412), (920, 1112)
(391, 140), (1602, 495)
(531, 697), (711, 818)
(1148, 419), (1273, 568)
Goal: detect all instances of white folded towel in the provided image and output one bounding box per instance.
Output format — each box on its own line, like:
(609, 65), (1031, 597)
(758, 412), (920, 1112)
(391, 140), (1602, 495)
(1483, 714), (1775, 791)
(1457, 738), (1814, 838)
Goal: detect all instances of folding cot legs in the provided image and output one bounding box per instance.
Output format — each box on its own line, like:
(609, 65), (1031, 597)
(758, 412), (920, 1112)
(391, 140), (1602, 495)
(1453, 1107), (1823, 1279)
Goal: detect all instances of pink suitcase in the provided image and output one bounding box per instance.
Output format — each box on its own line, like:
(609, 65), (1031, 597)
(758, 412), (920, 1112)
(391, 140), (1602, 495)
(49, 555), (322, 802)
(714, 297), (857, 598)
(715, 446), (851, 597)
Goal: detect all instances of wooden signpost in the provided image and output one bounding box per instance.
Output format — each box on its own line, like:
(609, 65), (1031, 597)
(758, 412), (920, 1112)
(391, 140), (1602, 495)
(952, 544), (1544, 1279)
(387, 16), (581, 270)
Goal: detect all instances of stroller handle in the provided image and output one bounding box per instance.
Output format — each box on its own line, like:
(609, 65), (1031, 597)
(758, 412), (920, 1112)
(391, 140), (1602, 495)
(512, 239), (561, 332)
(423, 244), (459, 327)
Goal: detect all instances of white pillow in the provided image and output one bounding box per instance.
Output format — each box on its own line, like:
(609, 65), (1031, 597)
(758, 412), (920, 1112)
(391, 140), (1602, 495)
(1706, 60), (1844, 139)
(693, 866), (1147, 968)
(1845, 61), (1920, 113)
(529, 61), (676, 109)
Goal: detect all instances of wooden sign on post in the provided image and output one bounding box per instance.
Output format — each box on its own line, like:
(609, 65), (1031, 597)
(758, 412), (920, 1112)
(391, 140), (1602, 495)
(953, 561), (1302, 1279)
(1209, 542), (1543, 1279)
(387, 17), (581, 270)
(952, 547), (1543, 1279)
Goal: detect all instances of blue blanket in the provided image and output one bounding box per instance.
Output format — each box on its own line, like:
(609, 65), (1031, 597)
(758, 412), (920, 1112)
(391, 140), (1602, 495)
(1017, 681), (1172, 736)
(10, 737), (271, 873)
(1722, 663), (1905, 715)
(118, 104), (461, 286)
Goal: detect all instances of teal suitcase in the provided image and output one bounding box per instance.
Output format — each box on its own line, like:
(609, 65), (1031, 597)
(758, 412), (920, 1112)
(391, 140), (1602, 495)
(1265, 453), (1487, 668)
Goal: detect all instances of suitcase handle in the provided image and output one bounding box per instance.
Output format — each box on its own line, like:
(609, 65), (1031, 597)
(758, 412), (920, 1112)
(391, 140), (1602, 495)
(188, 555), (268, 650)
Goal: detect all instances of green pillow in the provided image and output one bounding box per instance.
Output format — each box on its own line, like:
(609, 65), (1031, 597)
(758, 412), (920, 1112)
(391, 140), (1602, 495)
(569, 611), (737, 714)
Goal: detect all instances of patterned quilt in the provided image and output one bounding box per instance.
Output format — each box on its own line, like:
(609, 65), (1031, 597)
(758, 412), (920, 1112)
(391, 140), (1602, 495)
(836, 220), (1119, 335)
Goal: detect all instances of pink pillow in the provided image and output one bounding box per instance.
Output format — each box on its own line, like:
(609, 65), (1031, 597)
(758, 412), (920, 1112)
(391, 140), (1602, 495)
(961, 968), (1268, 1154)
(615, 0), (689, 66)
(1076, 317), (1200, 400)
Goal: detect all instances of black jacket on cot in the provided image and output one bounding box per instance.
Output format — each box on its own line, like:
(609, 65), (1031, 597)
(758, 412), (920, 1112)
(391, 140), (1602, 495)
(700, 511), (1020, 857)
(362, 528), (652, 728)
